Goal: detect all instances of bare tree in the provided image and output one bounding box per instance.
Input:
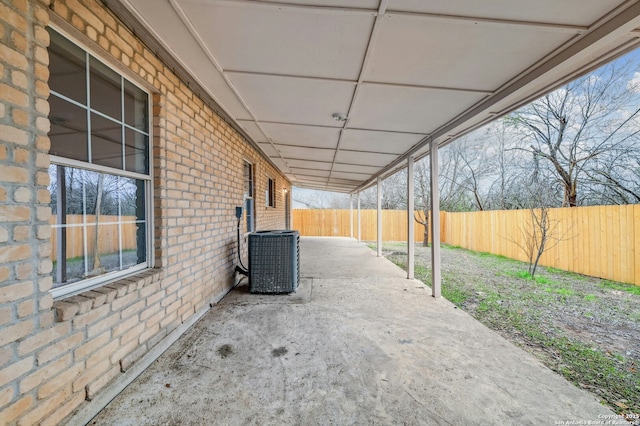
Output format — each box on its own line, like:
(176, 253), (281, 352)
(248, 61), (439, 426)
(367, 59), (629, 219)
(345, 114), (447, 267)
(89, 173), (105, 275)
(584, 150), (640, 205)
(483, 121), (528, 210)
(292, 188), (350, 209)
(358, 170), (408, 210)
(511, 181), (570, 278)
(509, 59), (640, 207)
(413, 159), (431, 246)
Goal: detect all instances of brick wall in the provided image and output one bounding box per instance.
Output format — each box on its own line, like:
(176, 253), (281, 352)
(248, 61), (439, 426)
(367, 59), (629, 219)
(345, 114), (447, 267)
(0, 0), (291, 424)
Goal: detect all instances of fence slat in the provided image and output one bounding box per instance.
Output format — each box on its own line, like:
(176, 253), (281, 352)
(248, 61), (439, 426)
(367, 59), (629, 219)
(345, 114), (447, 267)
(293, 206), (640, 286)
(50, 215), (138, 262)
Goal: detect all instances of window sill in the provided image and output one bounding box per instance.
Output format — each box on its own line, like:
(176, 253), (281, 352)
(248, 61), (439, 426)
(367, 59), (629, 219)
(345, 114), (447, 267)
(53, 268), (162, 322)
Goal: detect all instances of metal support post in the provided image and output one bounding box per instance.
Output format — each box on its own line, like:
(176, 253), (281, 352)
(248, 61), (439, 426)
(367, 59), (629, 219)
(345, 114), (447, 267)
(430, 140), (441, 298)
(407, 156), (415, 279)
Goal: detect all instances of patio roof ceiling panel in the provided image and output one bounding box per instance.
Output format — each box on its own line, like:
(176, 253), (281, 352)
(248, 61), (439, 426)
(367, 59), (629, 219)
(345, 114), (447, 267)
(332, 164), (383, 175)
(236, 120), (268, 143)
(260, 123), (341, 149)
(331, 171), (372, 181)
(388, 0), (627, 27)
(366, 13), (578, 91)
(256, 142), (279, 158)
(227, 73), (356, 127)
(269, 157), (292, 173)
(295, 175), (334, 184)
(340, 129), (425, 155)
(334, 150), (400, 167)
(328, 177), (365, 186)
(291, 169), (332, 178)
(347, 83), (488, 134)
(177, 0), (375, 80)
(286, 159), (333, 171)
(274, 145), (336, 163)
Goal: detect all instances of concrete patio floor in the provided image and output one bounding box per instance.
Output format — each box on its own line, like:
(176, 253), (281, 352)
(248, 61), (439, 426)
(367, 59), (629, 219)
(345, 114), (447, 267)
(90, 237), (614, 425)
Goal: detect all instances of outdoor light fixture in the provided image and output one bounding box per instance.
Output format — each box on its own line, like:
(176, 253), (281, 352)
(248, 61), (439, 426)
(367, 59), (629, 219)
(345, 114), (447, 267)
(332, 113), (348, 122)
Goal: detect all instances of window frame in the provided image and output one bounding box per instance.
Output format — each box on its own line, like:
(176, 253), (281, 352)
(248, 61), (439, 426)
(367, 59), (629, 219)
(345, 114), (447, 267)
(243, 160), (255, 233)
(266, 176), (276, 208)
(48, 25), (154, 299)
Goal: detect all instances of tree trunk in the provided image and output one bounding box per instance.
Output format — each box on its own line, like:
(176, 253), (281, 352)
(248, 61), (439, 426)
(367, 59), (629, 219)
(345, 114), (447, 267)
(414, 211), (430, 247)
(567, 181), (578, 207)
(91, 173), (104, 272)
(422, 210), (430, 247)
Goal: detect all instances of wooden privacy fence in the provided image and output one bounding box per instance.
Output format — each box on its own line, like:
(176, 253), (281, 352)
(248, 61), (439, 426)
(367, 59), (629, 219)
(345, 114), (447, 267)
(293, 206), (640, 286)
(50, 215), (138, 262)
(292, 209), (445, 244)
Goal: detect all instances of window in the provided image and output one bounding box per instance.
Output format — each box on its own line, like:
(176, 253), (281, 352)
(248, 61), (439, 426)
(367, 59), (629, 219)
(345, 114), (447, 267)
(47, 28), (151, 298)
(243, 161), (254, 232)
(266, 177), (275, 208)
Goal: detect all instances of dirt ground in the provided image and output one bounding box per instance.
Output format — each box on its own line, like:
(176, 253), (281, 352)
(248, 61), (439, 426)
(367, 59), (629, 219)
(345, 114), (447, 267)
(381, 242), (640, 422)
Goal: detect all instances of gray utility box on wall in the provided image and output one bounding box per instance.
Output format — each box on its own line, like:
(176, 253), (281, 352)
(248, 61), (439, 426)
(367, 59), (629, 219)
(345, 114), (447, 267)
(248, 230), (300, 294)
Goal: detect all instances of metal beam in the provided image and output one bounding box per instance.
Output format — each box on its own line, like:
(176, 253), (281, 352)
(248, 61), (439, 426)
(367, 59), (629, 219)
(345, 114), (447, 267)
(384, 10), (587, 34)
(430, 141), (441, 298)
(377, 177), (382, 257)
(328, 0), (389, 184)
(407, 156), (415, 280)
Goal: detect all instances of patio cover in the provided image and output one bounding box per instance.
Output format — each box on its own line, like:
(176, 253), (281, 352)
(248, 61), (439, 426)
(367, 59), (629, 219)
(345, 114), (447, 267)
(106, 0), (640, 193)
